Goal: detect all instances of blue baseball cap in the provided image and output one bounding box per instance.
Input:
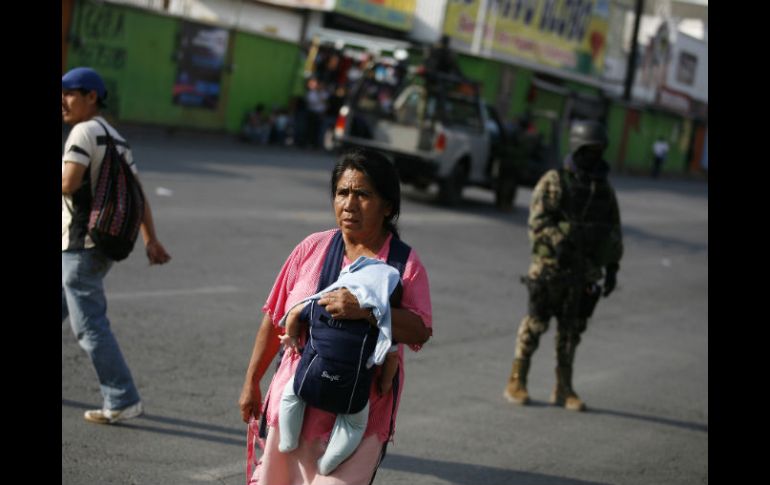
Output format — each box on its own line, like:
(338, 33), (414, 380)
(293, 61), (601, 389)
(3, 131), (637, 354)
(62, 67), (107, 99)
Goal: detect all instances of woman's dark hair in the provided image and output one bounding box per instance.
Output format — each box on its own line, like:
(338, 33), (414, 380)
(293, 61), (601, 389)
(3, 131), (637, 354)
(331, 148), (401, 238)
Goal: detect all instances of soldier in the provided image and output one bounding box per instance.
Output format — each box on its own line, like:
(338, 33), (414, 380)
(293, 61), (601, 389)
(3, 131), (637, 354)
(504, 120), (623, 411)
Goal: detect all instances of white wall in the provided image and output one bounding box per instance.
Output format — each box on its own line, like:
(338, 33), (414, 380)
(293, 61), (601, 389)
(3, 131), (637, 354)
(410, 0), (448, 44)
(166, 0), (305, 43)
(104, 0), (167, 9)
(666, 32), (707, 103)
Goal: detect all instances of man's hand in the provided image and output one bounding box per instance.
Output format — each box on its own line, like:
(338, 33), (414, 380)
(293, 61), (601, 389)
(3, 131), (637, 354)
(603, 265), (618, 296)
(146, 240), (171, 265)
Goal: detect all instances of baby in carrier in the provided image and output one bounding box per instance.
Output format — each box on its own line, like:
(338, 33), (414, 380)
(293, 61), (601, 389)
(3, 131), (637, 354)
(277, 256), (401, 475)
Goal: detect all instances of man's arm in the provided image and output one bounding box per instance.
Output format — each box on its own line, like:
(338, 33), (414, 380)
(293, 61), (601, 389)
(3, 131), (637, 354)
(139, 196), (172, 265)
(529, 170), (568, 263)
(62, 162), (88, 195)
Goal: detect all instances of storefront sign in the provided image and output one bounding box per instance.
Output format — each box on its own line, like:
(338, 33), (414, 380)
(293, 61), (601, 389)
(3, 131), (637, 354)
(443, 0), (610, 77)
(258, 0), (334, 10)
(335, 0), (416, 31)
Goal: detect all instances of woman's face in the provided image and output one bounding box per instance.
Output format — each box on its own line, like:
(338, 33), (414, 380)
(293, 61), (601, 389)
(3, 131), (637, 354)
(334, 168), (391, 240)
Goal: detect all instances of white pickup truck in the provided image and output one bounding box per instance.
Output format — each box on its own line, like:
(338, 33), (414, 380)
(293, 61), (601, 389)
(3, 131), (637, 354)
(333, 69), (519, 207)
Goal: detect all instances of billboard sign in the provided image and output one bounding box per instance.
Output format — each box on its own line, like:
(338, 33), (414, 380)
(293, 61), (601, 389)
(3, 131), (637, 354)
(443, 0), (610, 78)
(335, 0), (416, 32)
(172, 21), (230, 109)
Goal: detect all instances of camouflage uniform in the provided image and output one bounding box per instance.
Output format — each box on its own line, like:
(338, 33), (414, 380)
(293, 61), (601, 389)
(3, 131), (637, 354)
(505, 138), (623, 410)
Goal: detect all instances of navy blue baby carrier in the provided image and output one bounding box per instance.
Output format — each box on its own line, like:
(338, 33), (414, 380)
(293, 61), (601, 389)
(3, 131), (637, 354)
(292, 230), (411, 415)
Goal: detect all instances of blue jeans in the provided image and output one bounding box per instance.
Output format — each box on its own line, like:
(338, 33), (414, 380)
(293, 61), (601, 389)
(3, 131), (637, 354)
(62, 249), (140, 410)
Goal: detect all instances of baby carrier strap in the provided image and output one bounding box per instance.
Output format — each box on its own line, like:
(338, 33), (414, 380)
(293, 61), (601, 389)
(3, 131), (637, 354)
(320, 230), (410, 288)
(318, 230), (346, 290)
(294, 230), (411, 415)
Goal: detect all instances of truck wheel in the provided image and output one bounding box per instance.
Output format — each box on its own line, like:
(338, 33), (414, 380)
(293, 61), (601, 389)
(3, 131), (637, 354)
(439, 163), (466, 206)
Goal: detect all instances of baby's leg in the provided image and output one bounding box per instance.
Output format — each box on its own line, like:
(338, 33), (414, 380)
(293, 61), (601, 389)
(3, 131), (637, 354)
(379, 351), (400, 395)
(317, 402), (369, 475)
(278, 376), (306, 453)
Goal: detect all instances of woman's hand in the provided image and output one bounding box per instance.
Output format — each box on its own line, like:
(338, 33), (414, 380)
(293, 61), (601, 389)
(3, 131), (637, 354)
(238, 314), (281, 423)
(238, 381), (262, 423)
(318, 288), (369, 320)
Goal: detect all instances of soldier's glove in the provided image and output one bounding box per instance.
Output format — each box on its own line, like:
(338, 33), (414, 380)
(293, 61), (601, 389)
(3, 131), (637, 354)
(603, 264), (619, 297)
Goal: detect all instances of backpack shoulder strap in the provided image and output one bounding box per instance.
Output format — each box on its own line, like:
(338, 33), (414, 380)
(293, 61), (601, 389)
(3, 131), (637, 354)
(92, 118), (112, 141)
(92, 119), (120, 166)
(93, 119), (133, 151)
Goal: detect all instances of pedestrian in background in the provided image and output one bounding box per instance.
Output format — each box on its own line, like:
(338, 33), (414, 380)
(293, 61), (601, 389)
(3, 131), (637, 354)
(504, 120), (623, 411)
(651, 135), (669, 178)
(240, 103), (271, 145)
(305, 77), (328, 149)
(62, 66), (172, 424)
(425, 35), (462, 77)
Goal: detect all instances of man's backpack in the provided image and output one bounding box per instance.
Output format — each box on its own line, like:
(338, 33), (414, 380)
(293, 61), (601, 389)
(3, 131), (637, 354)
(89, 120), (145, 261)
(293, 230), (410, 415)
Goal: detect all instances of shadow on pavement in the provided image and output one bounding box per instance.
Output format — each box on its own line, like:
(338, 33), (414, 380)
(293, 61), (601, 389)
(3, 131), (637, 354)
(511, 400), (707, 434)
(588, 406), (708, 433)
(610, 174), (708, 197)
(381, 453), (610, 485)
(622, 224), (708, 253)
(62, 399), (246, 447)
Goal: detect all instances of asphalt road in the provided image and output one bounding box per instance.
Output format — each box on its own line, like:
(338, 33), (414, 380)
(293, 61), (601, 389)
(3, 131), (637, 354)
(62, 128), (708, 485)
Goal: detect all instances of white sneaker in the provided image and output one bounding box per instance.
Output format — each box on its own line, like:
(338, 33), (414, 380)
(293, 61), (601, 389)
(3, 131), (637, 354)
(84, 401), (143, 424)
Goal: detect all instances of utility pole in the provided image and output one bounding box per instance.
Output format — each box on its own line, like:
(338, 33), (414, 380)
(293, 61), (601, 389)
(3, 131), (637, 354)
(623, 0), (644, 101)
(471, 0), (490, 55)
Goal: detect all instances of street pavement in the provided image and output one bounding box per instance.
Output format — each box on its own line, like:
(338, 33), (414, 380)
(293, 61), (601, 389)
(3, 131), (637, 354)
(62, 128), (708, 485)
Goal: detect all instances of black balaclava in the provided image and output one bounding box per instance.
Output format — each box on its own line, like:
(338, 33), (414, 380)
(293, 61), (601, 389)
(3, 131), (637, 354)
(571, 145), (608, 179)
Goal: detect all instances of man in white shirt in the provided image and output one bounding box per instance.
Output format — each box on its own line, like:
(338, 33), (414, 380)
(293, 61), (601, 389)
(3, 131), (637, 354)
(62, 67), (171, 424)
(652, 136), (670, 179)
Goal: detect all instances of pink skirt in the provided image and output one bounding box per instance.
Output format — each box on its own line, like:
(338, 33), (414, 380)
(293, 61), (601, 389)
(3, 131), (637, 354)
(247, 417), (385, 485)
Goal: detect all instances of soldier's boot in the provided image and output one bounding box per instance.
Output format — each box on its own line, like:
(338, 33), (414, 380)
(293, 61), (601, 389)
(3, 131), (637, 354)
(503, 358), (531, 405)
(550, 366), (586, 411)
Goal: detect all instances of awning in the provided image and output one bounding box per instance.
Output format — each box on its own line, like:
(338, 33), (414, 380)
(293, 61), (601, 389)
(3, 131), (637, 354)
(305, 26), (411, 55)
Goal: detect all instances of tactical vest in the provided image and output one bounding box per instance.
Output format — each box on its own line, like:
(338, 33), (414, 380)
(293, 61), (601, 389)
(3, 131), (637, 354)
(558, 168), (616, 267)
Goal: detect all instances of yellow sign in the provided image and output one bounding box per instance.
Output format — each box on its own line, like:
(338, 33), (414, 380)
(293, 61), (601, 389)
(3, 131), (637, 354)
(443, 0), (610, 77)
(335, 0), (416, 31)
